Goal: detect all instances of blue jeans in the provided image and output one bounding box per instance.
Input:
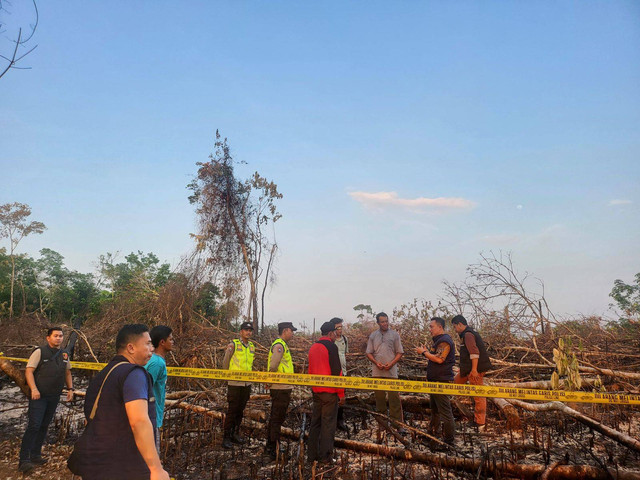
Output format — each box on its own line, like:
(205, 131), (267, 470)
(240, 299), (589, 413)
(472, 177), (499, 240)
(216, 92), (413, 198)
(19, 394), (60, 463)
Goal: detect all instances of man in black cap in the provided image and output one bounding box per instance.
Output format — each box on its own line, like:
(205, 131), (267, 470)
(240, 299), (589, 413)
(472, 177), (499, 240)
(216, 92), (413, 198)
(264, 321), (297, 461)
(307, 321), (345, 465)
(221, 321), (255, 449)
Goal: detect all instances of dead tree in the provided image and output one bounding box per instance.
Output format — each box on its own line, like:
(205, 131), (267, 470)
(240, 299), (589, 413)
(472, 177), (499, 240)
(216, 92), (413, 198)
(442, 251), (555, 341)
(0, 0), (39, 80)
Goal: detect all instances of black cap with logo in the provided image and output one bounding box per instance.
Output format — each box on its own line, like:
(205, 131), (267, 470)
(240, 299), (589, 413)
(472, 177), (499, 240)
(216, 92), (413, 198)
(277, 322), (298, 332)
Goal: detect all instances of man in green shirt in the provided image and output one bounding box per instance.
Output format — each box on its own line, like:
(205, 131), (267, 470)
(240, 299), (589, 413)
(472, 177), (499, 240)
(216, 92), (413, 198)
(144, 325), (174, 453)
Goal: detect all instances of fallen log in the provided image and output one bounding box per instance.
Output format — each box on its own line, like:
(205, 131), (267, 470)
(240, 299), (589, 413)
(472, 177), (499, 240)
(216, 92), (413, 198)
(508, 399), (640, 453)
(0, 358), (30, 397)
(490, 397), (521, 429)
(491, 358), (640, 381)
(488, 378), (598, 390)
(166, 399), (266, 422)
(329, 440), (640, 480)
(166, 399), (640, 480)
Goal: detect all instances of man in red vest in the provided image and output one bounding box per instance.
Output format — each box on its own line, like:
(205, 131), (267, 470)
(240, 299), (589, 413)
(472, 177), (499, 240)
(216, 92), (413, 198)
(307, 321), (345, 465)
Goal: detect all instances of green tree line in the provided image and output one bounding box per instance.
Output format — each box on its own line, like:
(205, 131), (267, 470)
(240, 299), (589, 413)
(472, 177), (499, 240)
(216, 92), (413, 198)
(0, 248), (223, 325)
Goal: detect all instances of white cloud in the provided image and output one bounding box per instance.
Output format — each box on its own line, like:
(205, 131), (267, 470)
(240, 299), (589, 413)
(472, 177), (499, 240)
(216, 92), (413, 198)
(348, 191), (475, 212)
(608, 199), (632, 206)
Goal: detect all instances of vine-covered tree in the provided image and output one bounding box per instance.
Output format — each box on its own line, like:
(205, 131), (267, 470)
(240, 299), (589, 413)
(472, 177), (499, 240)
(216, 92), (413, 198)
(188, 131), (282, 330)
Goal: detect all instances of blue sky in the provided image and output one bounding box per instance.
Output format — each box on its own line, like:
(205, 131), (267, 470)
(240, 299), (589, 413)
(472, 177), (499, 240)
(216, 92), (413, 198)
(1, 1), (638, 326)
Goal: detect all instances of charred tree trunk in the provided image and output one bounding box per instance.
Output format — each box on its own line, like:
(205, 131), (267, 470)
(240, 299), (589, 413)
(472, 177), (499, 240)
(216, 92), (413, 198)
(0, 358), (30, 397)
(491, 396), (522, 429)
(509, 399), (640, 453)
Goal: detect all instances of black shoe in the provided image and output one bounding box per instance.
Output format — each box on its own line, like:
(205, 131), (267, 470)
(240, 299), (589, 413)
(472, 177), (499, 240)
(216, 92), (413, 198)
(471, 422), (486, 432)
(397, 427), (409, 435)
(221, 437), (233, 449)
(19, 461), (35, 473)
(231, 432), (246, 444)
(31, 456), (48, 465)
(263, 449), (277, 462)
(429, 440), (451, 452)
(337, 420), (349, 432)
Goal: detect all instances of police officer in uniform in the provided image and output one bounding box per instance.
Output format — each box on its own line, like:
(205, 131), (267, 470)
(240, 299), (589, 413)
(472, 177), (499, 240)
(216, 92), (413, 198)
(221, 321), (255, 449)
(19, 327), (73, 473)
(264, 321), (297, 460)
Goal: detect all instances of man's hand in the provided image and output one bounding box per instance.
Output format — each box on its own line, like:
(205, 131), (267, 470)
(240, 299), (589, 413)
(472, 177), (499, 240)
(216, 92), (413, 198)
(31, 388), (40, 400)
(150, 466), (171, 480)
(469, 370), (481, 383)
(376, 362), (384, 370)
(415, 345), (427, 356)
(66, 389), (74, 402)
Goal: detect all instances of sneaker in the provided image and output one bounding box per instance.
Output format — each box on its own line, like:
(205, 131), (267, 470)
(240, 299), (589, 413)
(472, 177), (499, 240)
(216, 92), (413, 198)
(31, 456), (48, 465)
(230, 432), (246, 444)
(397, 427), (409, 435)
(19, 461), (35, 473)
(221, 437), (233, 449)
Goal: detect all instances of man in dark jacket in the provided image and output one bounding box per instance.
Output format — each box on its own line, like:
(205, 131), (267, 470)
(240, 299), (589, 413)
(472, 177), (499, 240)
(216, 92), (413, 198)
(307, 321), (345, 465)
(452, 314), (492, 430)
(330, 317), (349, 432)
(68, 324), (170, 480)
(19, 327), (74, 473)
(416, 317), (456, 447)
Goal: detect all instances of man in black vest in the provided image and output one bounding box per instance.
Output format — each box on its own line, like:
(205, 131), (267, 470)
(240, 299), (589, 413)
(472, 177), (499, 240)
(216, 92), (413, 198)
(416, 317), (456, 447)
(67, 324), (170, 480)
(19, 327), (74, 473)
(452, 315), (492, 431)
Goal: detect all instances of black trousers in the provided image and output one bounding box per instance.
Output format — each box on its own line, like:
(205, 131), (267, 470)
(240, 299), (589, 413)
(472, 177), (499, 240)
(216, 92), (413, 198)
(430, 393), (455, 443)
(266, 389), (292, 452)
(307, 392), (338, 463)
(20, 394), (60, 462)
(223, 385), (251, 437)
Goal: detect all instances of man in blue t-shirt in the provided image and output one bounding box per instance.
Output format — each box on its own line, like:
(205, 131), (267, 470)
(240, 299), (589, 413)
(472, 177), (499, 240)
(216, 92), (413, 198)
(68, 324), (170, 480)
(145, 325), (174, 452)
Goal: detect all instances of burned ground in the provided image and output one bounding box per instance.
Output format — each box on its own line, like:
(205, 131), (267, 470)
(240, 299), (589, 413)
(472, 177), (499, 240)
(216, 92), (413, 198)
(1, 317), (639, 479)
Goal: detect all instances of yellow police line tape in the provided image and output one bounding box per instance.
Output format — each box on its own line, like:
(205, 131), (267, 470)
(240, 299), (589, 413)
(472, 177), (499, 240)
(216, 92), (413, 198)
(2, 355), (639, 405)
